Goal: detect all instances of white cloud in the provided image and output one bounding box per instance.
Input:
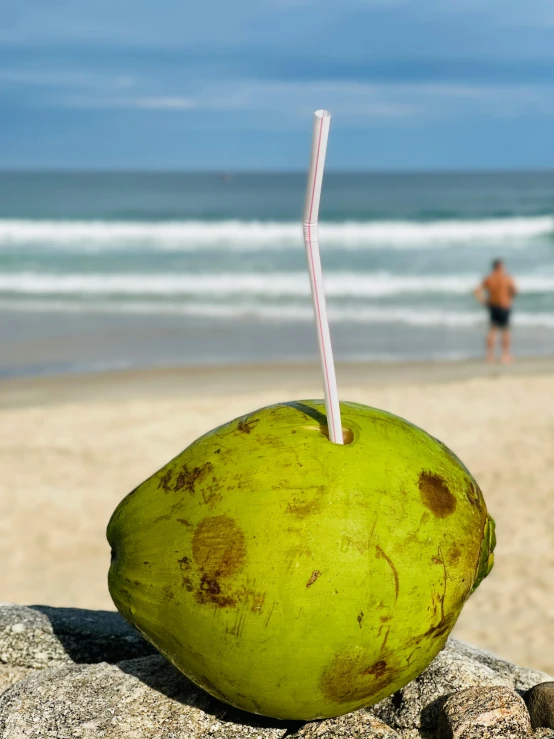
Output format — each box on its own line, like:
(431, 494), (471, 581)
(69, 94), (197, 110)
(194, 79), (554, 122)
(8, 63), (554, 125)
(112, 76), (135, 90)
(130, 96), (197, 110)
(0, 68), (137, 95)
(0, 69), (96, 89)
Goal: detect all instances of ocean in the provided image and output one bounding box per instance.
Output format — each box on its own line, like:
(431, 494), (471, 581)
(0, 171), (553, 377)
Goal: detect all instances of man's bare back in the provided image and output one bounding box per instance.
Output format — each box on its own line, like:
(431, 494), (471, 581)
(482, 270), (516, 309)
(474, 259), (517, 363)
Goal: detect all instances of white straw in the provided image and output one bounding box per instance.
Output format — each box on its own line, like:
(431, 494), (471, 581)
(303, 110), (343, 445)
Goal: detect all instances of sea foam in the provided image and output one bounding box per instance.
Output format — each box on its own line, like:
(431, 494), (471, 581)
(1, 271), (553, 297)
(2, 299), (554, 328)
(0, 216), (551, 251)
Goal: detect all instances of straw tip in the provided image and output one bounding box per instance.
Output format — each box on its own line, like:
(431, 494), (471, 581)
(314, 109), (331, 119)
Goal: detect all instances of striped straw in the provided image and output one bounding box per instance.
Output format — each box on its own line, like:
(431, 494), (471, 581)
(303, 110), (343, 445)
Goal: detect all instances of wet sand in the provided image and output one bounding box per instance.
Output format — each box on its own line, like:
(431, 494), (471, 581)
(1, 359), (553, 674)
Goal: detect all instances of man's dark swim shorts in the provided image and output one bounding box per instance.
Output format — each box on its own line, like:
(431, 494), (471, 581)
(488, 304), (511, 329)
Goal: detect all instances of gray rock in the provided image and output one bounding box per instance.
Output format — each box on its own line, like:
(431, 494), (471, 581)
(436, 686), (532, 739)
(0, 654), (404, 739)
(0, 666), (32, 696)
(292, 710), (399, 738)
(372, 638), (553, 734)
(0, 654), (290, 738)
(0, 604), (155, 669)
(372, 640), (512, 732)
(0, 605), (551, 738)
(450, 639), (553, 693)
(525, 682), (554, 729)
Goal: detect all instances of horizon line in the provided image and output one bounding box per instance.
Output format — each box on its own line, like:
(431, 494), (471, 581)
(1, 167), (554, 176)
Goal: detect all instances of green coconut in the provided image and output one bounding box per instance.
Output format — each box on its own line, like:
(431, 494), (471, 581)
(107, 400), (495, 721)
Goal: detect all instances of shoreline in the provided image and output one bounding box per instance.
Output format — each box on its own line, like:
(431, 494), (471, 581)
(2, 355), (554, 409)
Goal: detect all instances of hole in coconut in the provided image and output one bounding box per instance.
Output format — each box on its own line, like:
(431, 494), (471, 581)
(319, 425), (354, 445)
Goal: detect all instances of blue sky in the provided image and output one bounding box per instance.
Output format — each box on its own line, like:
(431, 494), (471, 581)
(2, 0), (554, 170)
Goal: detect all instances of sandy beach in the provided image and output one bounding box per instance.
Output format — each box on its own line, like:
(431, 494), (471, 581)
(1, 359), (553, 675)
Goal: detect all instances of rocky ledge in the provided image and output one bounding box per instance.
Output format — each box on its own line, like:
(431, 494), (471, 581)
(0, 604), (553, 739)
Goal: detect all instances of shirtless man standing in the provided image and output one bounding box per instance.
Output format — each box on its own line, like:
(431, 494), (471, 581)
(474, 259), (517, 363)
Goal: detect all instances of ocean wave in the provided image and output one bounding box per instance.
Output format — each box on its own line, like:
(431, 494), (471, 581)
(0, 216), (551, 250)
(3, 298), (554, 328)
(1, 271), (553, 297)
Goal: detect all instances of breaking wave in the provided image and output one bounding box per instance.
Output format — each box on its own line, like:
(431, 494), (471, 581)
(1, 271), (553, 297)
(0, 216), (551, 251)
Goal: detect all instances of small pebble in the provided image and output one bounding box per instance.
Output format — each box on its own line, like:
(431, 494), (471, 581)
(437, 685), (532, 738)
(525, 682), (554, 730)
